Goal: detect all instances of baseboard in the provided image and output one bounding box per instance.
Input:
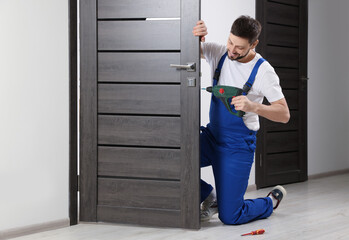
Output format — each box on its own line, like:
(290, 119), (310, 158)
(308, 168), (349, 180)
(246, 184), (257, 192)
(0, 218), (70, 240)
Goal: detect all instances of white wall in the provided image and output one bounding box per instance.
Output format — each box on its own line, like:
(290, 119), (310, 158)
(200, 0), (256, 188)
(0, 0), (69, 232)
(308, 0), (349, 175)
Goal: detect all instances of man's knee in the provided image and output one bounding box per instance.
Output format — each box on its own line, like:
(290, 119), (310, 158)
(218, 208), (245, 225)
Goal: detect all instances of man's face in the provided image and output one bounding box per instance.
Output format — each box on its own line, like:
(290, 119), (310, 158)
(226, 33), (254, 61)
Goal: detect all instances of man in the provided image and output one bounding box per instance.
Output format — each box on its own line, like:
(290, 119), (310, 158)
(192, 16), (290, 224)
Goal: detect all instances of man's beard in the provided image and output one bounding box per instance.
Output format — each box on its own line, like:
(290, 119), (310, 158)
(228, 49), (250, 61)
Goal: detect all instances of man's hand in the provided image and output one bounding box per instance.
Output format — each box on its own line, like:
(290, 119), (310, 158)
(231, 97), (290, 123)
(193, 20), (208, 42)
(231, 96), (256, 113)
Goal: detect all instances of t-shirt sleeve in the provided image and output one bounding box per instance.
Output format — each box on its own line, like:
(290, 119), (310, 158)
(201, 42), (226, 67)
(259, 69), (285, 103)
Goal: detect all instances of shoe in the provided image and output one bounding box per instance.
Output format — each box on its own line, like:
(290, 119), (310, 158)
(201, 204), (218, 221)
(267, 185), (287, 209)
(200, 190), (218, 221)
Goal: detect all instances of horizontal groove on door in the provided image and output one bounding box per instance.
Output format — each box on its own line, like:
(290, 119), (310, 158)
(98, 114), (181, 118)
(275, 68), (299, 89)
(267, 44), (298, 49)
(98, 18), (147, 21)
(98, 176), (180, 182)
(98, 52), (180, 83)
(271, 66), (298, 70)
(267, 150), (298, 156)
(98, 84), (180, 115)
(97, 206), (181, 228)
(266, 23), (299, 48)
(98, 115), (180, 147)
(98, 20), (180, 51)
(283, 89), (299, 110)
(266, 110), (298, 132)
(265, 22), (299, 29)
(98, 82), (180, 85)
(266, 152), (299, 174)
(266, 1), (299, 27)
(98, 146), (181, 180)
(267, 169), (301, 176)
(268, 0), (299, 7)
(266, 46), (299, 68)
(98, 144), (180, 149)
(98, 178), (180, 209)
(98, 50), (181, 53)
(98, 0), (180, 19)
(266, 131), (299, 153)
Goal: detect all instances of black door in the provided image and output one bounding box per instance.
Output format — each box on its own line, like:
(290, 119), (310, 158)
(79, 0), (201, 229)
(255, 0), (308, 188)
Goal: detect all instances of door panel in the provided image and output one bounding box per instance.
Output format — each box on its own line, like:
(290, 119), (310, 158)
(98, 84), (180, 114)
(275, 68), (299, 89)
(98, 146), (181, 179)
(283, 89), (299, 110)
(256, 0), (307, 188)
(266, 1), (299, 26)
(98, 0), (180, 19)
(98, 178), (180, 209)
(98, 53), (180, 83)
(266, 132), (299, 153)
(267, 152), (300, 174)
(265, 171), (301, 186)
(98, 21), (180, 50)
(98, 115), (181, 147)
(266, 24), (299, 47)
(266, 46), (299, 68)
(270, 0), (299, 5)
(80, 0), (200, 229)
(97, 206), (181, 228)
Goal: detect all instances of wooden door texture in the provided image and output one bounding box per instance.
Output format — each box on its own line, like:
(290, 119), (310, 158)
(256, 0), (308, 188)
(80, 0), (201, 229)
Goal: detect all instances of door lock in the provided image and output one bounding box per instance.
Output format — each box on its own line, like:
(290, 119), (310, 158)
(187, 77), (196, 87)
(170, 62), (196, 72)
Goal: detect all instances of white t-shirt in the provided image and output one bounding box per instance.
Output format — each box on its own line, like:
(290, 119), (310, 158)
(202, 42), (284, 131)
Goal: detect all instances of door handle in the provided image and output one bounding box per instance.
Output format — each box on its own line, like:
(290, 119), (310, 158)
(170, 62), (196, 72)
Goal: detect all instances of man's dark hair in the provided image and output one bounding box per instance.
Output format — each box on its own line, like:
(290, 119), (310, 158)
(230, 15), (262, 44)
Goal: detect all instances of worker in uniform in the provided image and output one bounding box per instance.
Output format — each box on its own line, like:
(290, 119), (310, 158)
(193, 16), (290, 224)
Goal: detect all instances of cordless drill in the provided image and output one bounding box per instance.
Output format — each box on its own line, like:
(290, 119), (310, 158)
(203, 85), (245, 117)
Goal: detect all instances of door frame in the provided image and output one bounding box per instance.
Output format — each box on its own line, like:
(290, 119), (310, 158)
(69, 0), (78, 226)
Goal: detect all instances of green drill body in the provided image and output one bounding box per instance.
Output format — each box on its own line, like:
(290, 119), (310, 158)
(204, 85), (245, 117)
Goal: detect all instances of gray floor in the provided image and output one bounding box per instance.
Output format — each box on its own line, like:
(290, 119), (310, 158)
(12, 174), (349, 240)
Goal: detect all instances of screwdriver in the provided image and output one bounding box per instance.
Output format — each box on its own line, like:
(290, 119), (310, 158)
(241, 229), (265, 236)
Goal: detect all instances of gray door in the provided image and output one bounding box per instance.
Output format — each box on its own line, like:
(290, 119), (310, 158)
(255, 0), (308, 188)
(79, 0), (201, 229)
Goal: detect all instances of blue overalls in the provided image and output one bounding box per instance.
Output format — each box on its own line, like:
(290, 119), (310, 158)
(200, 52), (274, 225)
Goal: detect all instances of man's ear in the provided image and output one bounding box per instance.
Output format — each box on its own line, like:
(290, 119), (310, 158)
(251, 39), (259, 49)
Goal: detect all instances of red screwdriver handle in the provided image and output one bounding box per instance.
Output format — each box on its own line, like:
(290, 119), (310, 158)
(241, 229), (265, 236)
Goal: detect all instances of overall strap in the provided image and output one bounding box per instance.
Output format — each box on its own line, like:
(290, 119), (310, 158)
(213, 52), (228, 85)
(242, 57), (266, 95)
